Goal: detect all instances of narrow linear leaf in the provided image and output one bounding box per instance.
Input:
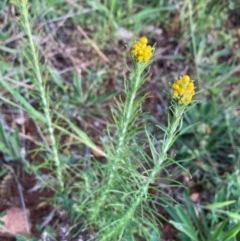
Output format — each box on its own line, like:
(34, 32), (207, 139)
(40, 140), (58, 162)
(55, 113), (106, 157)
(0, 79), (45, 122)
(206, 200), (236, 209)
(170, 221), (198, 241)
(225, 211), (240, 220)
(222, 224), (240, 241)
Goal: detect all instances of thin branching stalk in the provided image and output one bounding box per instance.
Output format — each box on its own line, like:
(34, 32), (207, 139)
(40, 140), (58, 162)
(100, 104), (187, 240)
(19, 1), (64, 190)
(92, 62), (147, 221)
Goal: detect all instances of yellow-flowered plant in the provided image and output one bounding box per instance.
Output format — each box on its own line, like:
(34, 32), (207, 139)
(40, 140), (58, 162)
(171, 75), (195, 105)
(131, 36), (153, 63)
(7, 0), (201, 239)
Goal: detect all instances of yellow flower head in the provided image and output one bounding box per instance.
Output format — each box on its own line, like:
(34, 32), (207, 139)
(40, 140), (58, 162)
(171, 75), (195, 105)
(131, 37), (153, 63)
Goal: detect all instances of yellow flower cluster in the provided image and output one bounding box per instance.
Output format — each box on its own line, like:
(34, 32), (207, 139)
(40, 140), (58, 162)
(131, 37), (153, 63)
(171, 75), (195, 105)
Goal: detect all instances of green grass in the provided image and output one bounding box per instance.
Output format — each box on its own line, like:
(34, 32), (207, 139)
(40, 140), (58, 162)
(0, 0), (239, 240)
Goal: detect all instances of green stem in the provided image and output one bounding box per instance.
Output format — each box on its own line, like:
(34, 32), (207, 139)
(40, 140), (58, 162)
(92, 63), (145, 221)
(101, 104), (186, 240)
(20, 2), (64, 191)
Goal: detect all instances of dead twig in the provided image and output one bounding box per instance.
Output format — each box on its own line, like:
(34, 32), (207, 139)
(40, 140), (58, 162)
(76, 25), (109, 63)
